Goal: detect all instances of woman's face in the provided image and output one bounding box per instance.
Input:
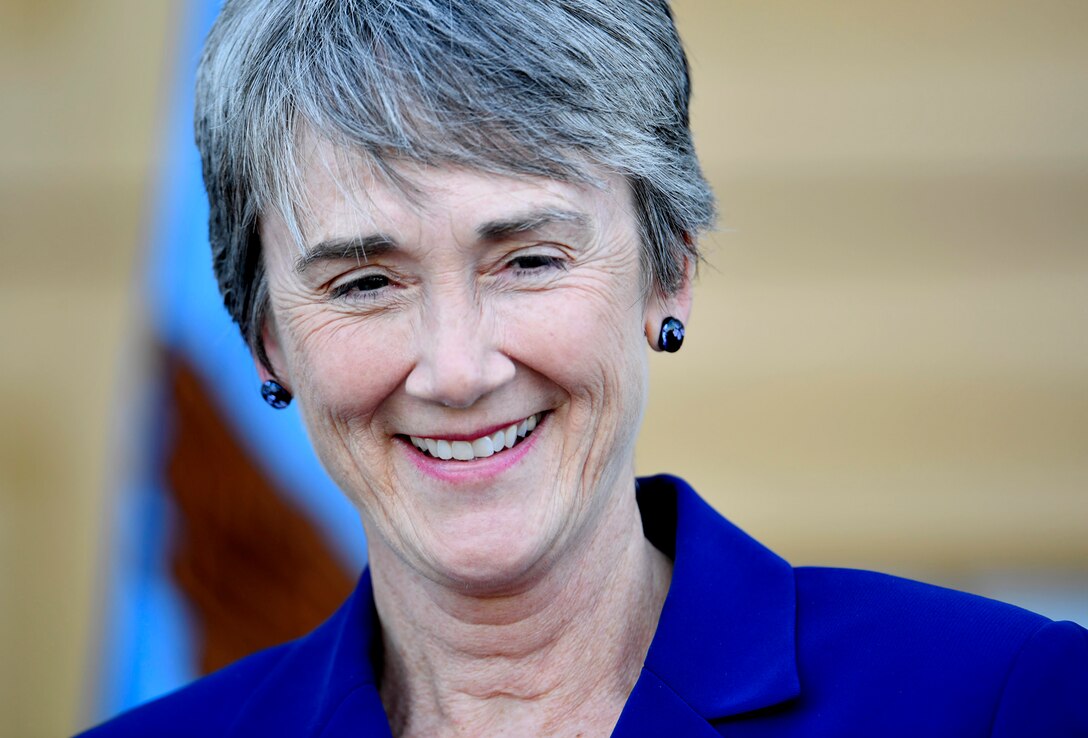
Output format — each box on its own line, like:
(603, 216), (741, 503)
(259, 143), (689, 591)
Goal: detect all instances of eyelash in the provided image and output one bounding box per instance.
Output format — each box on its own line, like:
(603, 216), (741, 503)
(329, 273), (390, 301)
(507, 254), (566, 274)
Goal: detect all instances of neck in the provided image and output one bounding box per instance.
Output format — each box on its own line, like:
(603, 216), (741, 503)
(369, 480), (671, 738)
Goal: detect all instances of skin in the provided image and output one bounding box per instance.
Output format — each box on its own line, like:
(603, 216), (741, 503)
(257, 139), (693, 737)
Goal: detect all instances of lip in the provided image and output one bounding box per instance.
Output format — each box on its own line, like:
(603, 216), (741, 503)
(400, 412), (548, 484)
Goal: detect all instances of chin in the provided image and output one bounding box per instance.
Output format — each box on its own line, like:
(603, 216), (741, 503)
(423, 521), (557, 595)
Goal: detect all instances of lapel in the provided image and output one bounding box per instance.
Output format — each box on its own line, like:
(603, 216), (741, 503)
(612, 475), (800, 736)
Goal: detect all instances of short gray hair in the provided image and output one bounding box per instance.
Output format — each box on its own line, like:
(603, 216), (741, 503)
(195, 0), (716, 370)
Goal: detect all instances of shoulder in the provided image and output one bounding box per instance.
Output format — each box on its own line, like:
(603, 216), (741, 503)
(640, 474), (1088, 733)
(794, 565), (1052, 643)
(989, 617), (1088, 736)
(792, 565), (1053, 685)
(76, 570), (386, 738)
(75, 643), (297, 738)
(793, 566), (1088, 734)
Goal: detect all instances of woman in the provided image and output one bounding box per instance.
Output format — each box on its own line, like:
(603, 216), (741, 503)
(82, 1), (1087, 736)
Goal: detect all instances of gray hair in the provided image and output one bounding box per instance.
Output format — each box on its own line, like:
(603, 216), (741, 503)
(195, 0), (716, 371)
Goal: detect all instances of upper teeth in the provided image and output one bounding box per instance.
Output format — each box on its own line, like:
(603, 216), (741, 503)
(409, 413), (540, 461)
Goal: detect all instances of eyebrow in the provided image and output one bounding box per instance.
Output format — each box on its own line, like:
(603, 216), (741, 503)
(293, 208), (590, 274)
(294, 235), (397, 274)
(475, 208), (590, 242)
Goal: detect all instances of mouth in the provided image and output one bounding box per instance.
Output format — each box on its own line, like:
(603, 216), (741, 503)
(401, 412), (546, 462)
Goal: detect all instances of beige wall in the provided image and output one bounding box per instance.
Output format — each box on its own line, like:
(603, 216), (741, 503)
(1, 1), (1084, 734)
(639, 0), (1088, 573)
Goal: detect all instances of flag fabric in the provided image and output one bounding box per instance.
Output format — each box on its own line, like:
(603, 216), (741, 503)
(92, 0), (366, 720)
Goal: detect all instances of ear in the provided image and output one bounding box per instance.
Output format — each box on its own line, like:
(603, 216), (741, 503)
(255, 309), (290, 389)
(644, 248), (696, 352)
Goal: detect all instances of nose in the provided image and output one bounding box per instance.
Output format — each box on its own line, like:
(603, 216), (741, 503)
(404, 298), (516, 408)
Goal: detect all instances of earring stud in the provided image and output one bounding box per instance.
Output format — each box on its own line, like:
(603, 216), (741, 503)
(658, 317), (685, 353)
(260, 380), (292, 409)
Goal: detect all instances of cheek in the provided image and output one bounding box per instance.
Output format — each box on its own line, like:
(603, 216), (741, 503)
(505, 281), (647, 412)
(286, 311), (412, 429)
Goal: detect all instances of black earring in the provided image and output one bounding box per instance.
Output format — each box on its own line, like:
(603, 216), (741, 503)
(658, 317), (685, 353)
(260, 380), (292, 409)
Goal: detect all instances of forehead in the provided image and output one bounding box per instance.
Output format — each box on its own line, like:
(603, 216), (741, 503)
(273, 134), (633, 248)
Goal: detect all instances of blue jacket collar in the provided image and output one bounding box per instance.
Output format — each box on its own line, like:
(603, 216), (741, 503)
(629, 474), (800, 722)
(229, 475), (799, 736)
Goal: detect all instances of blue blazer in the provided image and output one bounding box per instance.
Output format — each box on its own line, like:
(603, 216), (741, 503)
(80, 475), (1088, 737)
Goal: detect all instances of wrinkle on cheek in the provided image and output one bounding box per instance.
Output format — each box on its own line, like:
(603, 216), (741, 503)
(276, 306), (412, 511)
(542, 302), (647, 535)
(280, 310), (357, 382)
(299, 360), (402, 528)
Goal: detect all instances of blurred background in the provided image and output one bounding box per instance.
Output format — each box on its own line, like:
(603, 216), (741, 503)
(1, 0), (1085, 735)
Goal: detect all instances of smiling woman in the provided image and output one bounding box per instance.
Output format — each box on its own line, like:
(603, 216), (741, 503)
(259, 159), (666, 597)
(78, 1), (1088, 737)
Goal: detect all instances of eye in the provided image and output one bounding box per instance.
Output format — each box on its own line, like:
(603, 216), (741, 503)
(329, 272), (390, 300)
(507, 254), (566, 273)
